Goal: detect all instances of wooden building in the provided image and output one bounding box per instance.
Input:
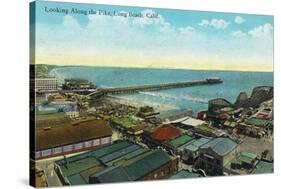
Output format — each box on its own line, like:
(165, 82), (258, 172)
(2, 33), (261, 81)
(34, 119), (112, 160)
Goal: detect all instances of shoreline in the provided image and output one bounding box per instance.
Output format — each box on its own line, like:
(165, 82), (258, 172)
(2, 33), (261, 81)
(47, 66), (273, 116)
(104, 95), (177, 112)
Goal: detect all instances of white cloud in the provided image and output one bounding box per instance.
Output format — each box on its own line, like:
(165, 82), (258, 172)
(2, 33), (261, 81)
(132, 9), (156, 27)
(62, 15), (82, 29)
(231, 30), (246, 37)
(178, 26), (195, 34)
(248, 23), (273, 38)
(198, 19), (209, 28)
(234, 16), (245, 24)
(37, 12), (273, 68)
(86, 9), (175, 34)
(198, 18), (230, 29)
(131, 9), (174, 33)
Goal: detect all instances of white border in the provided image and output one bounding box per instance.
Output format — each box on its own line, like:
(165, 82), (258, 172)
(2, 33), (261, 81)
(0, 0), (280, 189)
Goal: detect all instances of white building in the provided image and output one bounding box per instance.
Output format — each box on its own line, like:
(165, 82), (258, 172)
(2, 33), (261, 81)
(35, 78), (57, 91)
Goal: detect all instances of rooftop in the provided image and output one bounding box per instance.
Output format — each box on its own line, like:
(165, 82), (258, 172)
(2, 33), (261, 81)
(107, 148), (148, 167)
(35, 77), (57, 80)
(89, 166), (130, 183)
(151, 124), (182, 141)
(200, 137), (238, 156)
(55, 140), (174, 185)
(167, 116), (191, 124)
(59, 156), (101, 178)
(90, 150), (171, 182)
(245, 117), (270, 128)
(55, 141), (134, 184)
(251, 160), (273, 174)
(124, 150), (171, 180)
(35, 112), (72, 128)
(99, 144), (141, 165)
(168, 134), (194, 148)
(110, 117), (140, 128)
(240, 152), (258, 161)
(36, 119), (112, 151)
(224, 120), (238, 128)
(231, 152), (258, 166)
(127, 124), (146, 132)
(65, 78), (91, 83)
(194, 124), (216, 136)
(56, 141), (133, 167)
(169, 170), (201, 179)
(184, 137), (212, 152)
(180, 117), (206, 127)
(68, 174), (87, 185)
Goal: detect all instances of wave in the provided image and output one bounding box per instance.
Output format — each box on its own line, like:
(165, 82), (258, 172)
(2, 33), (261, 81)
(183, 95), (208, 104)
(138, 91), (177, 101)
(138, 91), (208, 104)
(113, 95), (177, 111)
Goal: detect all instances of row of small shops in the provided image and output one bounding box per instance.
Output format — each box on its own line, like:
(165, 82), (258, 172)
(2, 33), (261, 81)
(140, 113), (273, 176)
(140, 121), (240, 176)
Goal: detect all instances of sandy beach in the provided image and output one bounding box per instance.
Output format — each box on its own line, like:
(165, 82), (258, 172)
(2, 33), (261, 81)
(105, 95), (176, 112)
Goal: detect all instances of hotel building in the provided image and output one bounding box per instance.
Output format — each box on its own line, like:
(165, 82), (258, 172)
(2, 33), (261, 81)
(35, 78), (58, 92)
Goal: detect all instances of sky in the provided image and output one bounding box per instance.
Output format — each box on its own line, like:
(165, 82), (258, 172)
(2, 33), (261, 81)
(32, 1), (274, 72)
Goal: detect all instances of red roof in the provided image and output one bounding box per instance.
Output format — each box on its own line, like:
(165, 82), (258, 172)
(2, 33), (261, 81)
(151, 124), (181, 141)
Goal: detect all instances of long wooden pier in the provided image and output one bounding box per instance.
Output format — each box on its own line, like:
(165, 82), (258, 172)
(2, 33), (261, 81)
(87, 77), (222, 97)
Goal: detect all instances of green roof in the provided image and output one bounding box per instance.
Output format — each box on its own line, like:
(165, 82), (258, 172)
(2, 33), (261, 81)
(117, 151), (154, 167)
(99, 144), (141, 165)
(169, 134), (194, 148)
(89, 140), (132, 158)
(55, 141), (132, 167)
(169, 170), (201, 179)
(245, 117), (270, 127)
(80, 165), (104, 183)
(56, 141), (133, 179)
(241, 152), (257, 160)
(125, 150), (171, 180)
(90, 150), (173, 183)
(89, 166), (130, 183)
(68, 174), (87, 185)
(107, 148), (148, 166)
(110, 117), (140, 128)
(183, 137), (212, 152)
(59, 156), (101, 178)
(55, 141), (173, 184)
(252, 160), (273, 174)
(232, 152), (258, 165)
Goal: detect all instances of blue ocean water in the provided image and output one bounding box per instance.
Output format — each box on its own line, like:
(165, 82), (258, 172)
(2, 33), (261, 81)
(50, 66), (273, 114)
